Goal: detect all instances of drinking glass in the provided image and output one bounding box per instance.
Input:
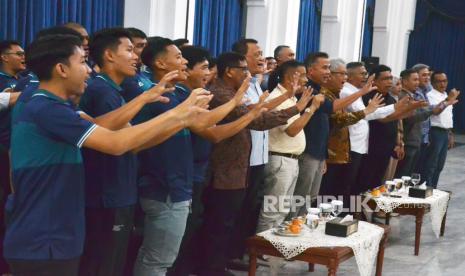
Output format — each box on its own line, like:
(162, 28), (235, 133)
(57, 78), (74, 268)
(306, 214), (319, 231)
(385, 181), (396, 196)
(331, 200), (343, 217)
(411, 173), (421, 186)
(319, 203), (332, 222)
(393, 179), (403, 192)
(402, 176), (411, 192)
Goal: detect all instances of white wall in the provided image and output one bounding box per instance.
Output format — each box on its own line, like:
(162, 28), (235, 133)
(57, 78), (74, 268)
(371, 0), (417, 75)
(244, 0), (301, 56)
(123, 0), (418, 73)
(124, 0), (195, 42)
(319, 0), (366, 62)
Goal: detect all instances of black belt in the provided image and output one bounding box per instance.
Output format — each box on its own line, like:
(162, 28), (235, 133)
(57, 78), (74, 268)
(269, 151), (302, 160)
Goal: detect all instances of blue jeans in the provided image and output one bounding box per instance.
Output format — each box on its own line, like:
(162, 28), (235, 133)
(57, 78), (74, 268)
(133, 197), (190, 276)
(422, 127), (449, 188)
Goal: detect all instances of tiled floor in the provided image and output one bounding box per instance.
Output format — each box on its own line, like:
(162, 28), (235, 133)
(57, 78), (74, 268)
(231, 135), (465, 276)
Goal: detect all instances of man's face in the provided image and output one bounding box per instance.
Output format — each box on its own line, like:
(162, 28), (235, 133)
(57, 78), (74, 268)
(402, 72), (420, 92)
(277, 47), (295, 65)
(418, 68), (430, 89)
(63, 46), (92, 96)
(110, 37), (138, 77)
(348, 66), (368, 88)
(374, 71), (393, 94)
(245, 43), (265, 75)
(187, 60), (210, 89)
(307, 57), (330, 85)
(266, 58), (277, 71)
(391, 79), (402, 96)
(132, 37), (147, 66)
(226, 60), (249, 89)
(296, 66), (308, 88)
(1, 44), (26, 73)
(206, 65), (217, 85)
(75, 27), (90, 60)
(432, 73), (448, 92)
(328, 64), (348, 92)
(157, 45), (188, 81)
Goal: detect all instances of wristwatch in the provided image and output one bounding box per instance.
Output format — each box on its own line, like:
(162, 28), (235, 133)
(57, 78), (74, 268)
(305, 107), (313, 113)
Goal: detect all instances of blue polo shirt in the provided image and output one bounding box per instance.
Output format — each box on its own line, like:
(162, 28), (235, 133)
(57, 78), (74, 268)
(11, 73), (40, 124)
(0, 71), (18, 152)
(0, 72), (40, 152)
(302, 80), (333, 161)
(120, 70), (153, 102)
(4, 89), (96, 260)
(176, 84), (212, 183)
(133, 79), (194, 203)
(79, 74), (138, 208)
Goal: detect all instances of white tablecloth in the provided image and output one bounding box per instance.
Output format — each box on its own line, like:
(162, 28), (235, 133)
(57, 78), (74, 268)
(257, 221), (384, 276)
(371, 189), (450, 237)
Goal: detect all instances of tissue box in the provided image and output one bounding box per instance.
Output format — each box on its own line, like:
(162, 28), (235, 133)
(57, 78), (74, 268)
(409, 186), (433, 198)
(325, 218), (359, 237)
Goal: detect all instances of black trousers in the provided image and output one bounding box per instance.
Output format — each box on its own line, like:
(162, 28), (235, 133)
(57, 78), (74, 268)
(0, 151), (11, 274)
(359, 149), (392, 192)
(347, 151), (366, 196)
(198, 187), (246, 275)
(169, 181), (208, 276)
(8, 257), (80, 276)
(229, 165), (265, 260)
(319, 163), (349, 199)
(79, 205), (134, 276)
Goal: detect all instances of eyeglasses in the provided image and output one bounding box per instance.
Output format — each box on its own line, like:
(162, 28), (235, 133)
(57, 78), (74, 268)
(229, 66), (249, 73)
(4, 51), (25, 57)
(331, 71), (348, 76)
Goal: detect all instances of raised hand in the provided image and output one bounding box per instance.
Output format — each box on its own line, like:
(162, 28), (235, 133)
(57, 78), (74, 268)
(177, 87), (213, 126)
(310, 93), (324, 110)
(365, 93), (385, 115)
(447, 88), (460, 105)
(286, 72), (302, 97)
(233, 76), (252, 106)
(249, 91), (269, 118)
(360, 74), (378, 95)
(143, 70), (179, 103)
(295, 86), (314, 112)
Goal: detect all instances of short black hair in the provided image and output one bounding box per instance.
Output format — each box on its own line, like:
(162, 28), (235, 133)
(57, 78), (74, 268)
(181, 46), (211, 69)
(274, 45), (289, 59)
(89, 28), (132, 68)
(208, 57), (217, 69)
(141, 37), (175, 70)
(63, 22), (86, 30)
(232, 38), (258, 55)
(125, 27), (147, 39)
(370, 64), (391, 79)
(173, 38), (189, 48)
(304, 52), (329, 68)
(268, 60), (304, 91)
(36, 26), (84, 41)
(217, 52), (246, 78)
(400, 68), (417, 80)
(0, 40), (21, 55)
(26, 35), (82, 81)
(346, 62), (365, 70)
(431, 70), (446, 83)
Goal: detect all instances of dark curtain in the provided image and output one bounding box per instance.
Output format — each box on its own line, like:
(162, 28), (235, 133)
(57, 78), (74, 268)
(193, 0), (243, 57)
(407, 0), (465, 131)
(0, 0), (125, 46)
(361, 0), (375, 58)
(296, 0), (322, 61)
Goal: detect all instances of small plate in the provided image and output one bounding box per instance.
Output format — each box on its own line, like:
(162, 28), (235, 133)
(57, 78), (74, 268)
(273, 229), (304, 237)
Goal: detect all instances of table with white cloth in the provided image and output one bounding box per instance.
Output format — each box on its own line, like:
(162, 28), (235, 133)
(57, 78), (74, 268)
(360, 189), (451, 256)
(248, 221), (389, 276)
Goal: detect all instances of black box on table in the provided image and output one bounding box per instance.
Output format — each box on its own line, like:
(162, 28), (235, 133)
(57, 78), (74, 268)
(325, 218), (359, 237)
(409, 186), (433, 198)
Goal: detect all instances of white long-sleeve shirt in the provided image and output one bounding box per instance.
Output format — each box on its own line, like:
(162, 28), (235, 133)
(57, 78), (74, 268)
(340, 82), (395, 154)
